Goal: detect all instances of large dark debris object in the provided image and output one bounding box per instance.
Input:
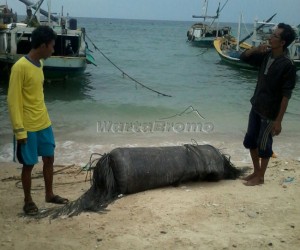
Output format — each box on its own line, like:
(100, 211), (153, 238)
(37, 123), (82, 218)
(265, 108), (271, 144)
(49, 144), (243, 218)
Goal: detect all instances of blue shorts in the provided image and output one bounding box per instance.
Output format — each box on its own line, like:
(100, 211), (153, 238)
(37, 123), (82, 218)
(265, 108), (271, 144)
(16, 126), (55, 166)
(243, 108), (274, 158)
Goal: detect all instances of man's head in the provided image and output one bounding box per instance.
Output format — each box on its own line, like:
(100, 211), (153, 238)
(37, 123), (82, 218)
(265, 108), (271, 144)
(31, 26), (57, 59)
(26, 7), (32, 17)
(269, 23), (296, 50)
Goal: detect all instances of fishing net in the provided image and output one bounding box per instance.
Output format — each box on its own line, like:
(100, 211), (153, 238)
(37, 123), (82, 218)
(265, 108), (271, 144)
(47, 144), (243, 218)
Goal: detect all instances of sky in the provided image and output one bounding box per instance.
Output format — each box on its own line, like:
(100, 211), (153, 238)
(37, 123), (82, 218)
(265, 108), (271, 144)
(5, 0), (300, 25)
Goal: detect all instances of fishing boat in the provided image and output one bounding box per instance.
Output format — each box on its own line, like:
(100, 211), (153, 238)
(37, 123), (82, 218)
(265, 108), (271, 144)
(214, 39), (300, 71)
(186, 0), (231, 47)
(213, 17), (300, 71)
(213, 35), (256, 70)
(0, 0), (96, 79)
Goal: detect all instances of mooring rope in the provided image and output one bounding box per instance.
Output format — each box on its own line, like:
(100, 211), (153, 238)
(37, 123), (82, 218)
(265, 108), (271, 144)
(85, 34), (172, 97)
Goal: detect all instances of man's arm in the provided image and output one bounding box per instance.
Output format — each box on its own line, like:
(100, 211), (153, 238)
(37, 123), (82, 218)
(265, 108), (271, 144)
(7, 66), (27, 141)
(273, 58), (297, 136)
(242, 44), (270, 57)
(240, 44), (269, 66)
(272, 96), (289, 136)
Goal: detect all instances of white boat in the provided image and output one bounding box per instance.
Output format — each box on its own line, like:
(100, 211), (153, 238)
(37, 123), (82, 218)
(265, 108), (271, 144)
(289, 36), (300, 71)
(0, 0), (96, 80)
(186, 0), (231, 47)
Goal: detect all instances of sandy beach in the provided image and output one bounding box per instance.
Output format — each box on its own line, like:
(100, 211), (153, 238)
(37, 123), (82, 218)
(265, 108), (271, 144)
(0, 154), (299, 250)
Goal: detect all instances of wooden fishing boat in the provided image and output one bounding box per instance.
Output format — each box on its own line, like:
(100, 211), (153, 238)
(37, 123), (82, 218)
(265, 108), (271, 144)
(213, 36), (256, 70)
(0, 0), (96, 79)
(187, 0), (231, 47)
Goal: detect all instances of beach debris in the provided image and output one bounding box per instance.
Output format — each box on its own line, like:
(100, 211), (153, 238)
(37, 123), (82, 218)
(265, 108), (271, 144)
(280, 176), (296, 187)
(283, 177), (295, 183)
(247, 211), (258, 218)
(44, 144), (244, 218)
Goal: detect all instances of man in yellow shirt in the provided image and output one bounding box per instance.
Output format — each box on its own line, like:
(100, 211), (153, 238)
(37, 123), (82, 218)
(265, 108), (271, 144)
(7, 26), (68, 215)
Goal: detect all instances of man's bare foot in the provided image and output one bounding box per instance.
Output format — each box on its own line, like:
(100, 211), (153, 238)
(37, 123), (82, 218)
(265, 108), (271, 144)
(241, 172), (257, 181)
(243, 176), (264, 186)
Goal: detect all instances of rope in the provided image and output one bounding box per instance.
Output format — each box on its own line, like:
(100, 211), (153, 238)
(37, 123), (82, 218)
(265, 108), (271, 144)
(85, 34), (172, 97)
(241, 13), (251, 38)
(0, 164), (79, 190)
(78, 152), (103, 183)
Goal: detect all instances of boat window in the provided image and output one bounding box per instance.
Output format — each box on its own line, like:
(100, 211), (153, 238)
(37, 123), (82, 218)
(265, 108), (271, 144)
(53, 35), (80, 56)
(16, 33), (31, 54)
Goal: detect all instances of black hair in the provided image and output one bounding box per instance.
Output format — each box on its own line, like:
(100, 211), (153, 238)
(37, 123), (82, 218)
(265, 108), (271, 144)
(31, 26), (57, 49)
(277, 23), (296, 49)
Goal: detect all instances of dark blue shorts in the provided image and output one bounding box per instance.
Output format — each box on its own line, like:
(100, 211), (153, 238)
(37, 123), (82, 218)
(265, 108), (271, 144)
(243, 108), (274, 158)
(16, 126), (55, 165)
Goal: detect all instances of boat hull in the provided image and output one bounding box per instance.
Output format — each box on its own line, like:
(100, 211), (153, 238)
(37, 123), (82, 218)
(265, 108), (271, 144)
(214, 37), (258, 71)
(187, 23), (231, 48)
(0, 54), (87, 80)
(189, 38), (214, 47)
(43, 56), (87, 79)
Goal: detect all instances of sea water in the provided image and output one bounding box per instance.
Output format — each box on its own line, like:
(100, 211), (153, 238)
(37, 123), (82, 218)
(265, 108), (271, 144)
(0, 18), (299, 165)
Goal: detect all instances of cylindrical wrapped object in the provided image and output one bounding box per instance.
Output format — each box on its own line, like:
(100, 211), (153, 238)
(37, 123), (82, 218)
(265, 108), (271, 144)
(50, 144), (241, 218)
(109, 144), (236, 194)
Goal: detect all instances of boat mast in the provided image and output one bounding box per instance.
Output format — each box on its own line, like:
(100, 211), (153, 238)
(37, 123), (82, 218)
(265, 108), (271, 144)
(47, 0), (51, 25)
(203, 0), (208, 22)
(236, 13), (241, 51)
(253, 18), (258, 46)
(215, 2), (220, 37)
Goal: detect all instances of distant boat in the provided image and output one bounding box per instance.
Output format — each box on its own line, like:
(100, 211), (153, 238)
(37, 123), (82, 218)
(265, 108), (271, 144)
(214, 14), (300, 71)
(186, 0), (231, 47)
(0, 0), (96, 80)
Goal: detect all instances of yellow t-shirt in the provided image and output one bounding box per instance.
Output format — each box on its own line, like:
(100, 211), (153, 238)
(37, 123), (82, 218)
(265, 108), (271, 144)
(7, 57), (51, 140)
